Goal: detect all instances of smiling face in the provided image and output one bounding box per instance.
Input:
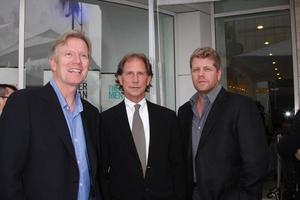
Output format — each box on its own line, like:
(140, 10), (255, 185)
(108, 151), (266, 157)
(49, 37), (89, 91)
(117, 57), (152, 103)
(191, 57), (221, 95)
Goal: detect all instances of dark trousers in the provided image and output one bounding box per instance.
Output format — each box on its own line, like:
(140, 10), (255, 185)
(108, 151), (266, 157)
(192, 186), (200, 200)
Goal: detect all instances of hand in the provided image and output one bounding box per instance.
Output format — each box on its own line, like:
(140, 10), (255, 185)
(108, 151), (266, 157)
(294, 149), (300, 160)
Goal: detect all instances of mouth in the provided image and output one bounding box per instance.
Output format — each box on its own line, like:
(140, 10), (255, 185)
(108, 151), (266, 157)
(130, 87), (141, 90)
(68, 68), (82, 74)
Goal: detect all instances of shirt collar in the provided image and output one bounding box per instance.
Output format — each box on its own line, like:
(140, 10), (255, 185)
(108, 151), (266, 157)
(190, 84), (222, 106)
(49, 79), (83, 114)
(124, 97), (147, 111)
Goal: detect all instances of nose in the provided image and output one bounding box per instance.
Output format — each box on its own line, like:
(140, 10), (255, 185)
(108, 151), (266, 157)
(73, 54), (82, 64)
(132, 73), (139, 82)
(197, 69), (204, 76)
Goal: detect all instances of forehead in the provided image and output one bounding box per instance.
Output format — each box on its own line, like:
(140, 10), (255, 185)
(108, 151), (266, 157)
(57, 37), (88, 51)
(123, 58), (146, 71)
(5, 87), (14, 95)
(191, 57), (215, 67)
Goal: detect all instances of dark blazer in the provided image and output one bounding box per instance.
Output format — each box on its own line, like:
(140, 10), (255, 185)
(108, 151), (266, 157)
(100, 100), (185, 200)
(278, 110), (300, 192)
(178, 87), (269, 200)
(278, 110), (300, 157)
(0, 83), (101, 200)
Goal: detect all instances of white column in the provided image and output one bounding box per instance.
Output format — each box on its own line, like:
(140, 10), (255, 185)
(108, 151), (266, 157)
(148, 0), (157, 103)
(18, 0), (25, 89)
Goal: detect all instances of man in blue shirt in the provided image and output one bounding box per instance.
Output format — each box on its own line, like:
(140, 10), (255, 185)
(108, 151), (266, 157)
(0, 30), (101, 200)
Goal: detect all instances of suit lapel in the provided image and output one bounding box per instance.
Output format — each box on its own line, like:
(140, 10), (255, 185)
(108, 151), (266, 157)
(146, 101), (154, 166)
(198, 88), (227, 148)
(146, 101), (160, 170)
(117, 101), (142, 162)
(81, 109), (97, 179)
(39, 83), (77, 163)
(185, 105), (194, 164)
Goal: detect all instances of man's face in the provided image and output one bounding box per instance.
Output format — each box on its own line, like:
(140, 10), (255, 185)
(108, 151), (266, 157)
(0, 87), (15, 112)
(117, 58), (152, 103)
(191, 57), (221, 95)
(49, 37), (89, 90)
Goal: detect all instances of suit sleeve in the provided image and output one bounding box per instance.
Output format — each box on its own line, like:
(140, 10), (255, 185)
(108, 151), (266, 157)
(0, 92), (30, 200)
(236, 98), (269, 199)
(169, 112), (186, 200)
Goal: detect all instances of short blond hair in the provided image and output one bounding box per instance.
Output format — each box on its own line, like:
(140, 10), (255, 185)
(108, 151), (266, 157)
(190, 47), (221, 70)
(50, 30), (92, 59)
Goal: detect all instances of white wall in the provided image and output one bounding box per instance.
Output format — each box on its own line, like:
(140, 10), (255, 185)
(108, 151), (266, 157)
(175, 8), (212, 110)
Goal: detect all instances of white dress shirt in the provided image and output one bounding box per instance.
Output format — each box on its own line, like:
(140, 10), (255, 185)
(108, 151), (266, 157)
(124, 97), (150, 162)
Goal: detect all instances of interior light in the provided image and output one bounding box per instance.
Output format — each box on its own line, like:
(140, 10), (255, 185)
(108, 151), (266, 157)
(264, 41), (269, 45)
(278, 77), (282, 80)
(257, 25), (264, 30)
(284, 111), (292, 118)
(272, 61), (276, 65)
(269, 53), (273, 56)
(274, 68), (278, 71)
(276, 73), (280, 76)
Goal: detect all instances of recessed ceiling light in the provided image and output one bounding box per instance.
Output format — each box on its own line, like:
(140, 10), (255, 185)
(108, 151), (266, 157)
(272, 61), (276, 65)
(257, 25), (264, 30)
(269, 53), (273, 56)
(264, 41), (270, 45)
(278, 77), (282, 80)
(277, 73), (280, 76)
(274, 68), (278, 71)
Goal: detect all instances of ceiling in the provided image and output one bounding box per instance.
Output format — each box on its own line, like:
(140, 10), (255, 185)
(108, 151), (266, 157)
(120, 0), (217, 13)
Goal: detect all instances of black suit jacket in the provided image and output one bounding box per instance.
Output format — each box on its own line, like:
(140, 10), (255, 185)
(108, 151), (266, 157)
(278, 110), (300, 185)
(0, 83), (101, 200)
(178, 87), (269, 200)
(100, 100), (185, 200)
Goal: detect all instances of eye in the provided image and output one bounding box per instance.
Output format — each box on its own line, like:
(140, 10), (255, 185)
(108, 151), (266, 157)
(125, 71), (134, 76)
(137, 71), (146, 76)
(65, 52), (73, 57)
(192, 68), (200, 73)
(203, 67), (213, 72)
(81, 54), (88, 58)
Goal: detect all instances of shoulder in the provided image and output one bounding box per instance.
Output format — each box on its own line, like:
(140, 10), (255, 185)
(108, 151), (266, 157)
(147, 101), (176, 116)
(221, 89), (255, 106)
(100, 101), (124, 118)
(82, 99), (99, 114)
(178, 101), (191, 113)
(7, 86), (44, 103)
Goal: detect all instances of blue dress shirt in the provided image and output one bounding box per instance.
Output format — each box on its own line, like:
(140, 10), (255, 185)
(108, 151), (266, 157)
(50, 80), (90, 200)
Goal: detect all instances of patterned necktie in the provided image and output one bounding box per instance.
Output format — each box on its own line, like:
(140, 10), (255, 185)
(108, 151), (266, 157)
(132, 104), (146, 177)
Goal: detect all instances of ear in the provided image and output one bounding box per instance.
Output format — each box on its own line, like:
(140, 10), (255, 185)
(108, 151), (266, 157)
(217, 69), (222, 82)
(49, 57), (57, 72)
(146, 75), (152, 86)
(117, 75), (123, 86)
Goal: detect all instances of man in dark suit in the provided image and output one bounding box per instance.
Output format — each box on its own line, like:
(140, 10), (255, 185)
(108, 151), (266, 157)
(0, 84), (17, 116)
(278, 110), (300, 199)
(0, 30), (101, 200)
(178, 47), (269, 200)
(100, 53), (185, 200)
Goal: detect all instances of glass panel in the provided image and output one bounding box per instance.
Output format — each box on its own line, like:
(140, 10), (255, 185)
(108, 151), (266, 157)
(215, 10), (294, 196)
(216, 10), (294, 135)
(96, 1), (149, 111)
(214, 0), (289, 14)
(0, 0), (19, 87)
(24, 0), (101, 109)
(98, 1), (149, 73)
(155, 9), (175, 110)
